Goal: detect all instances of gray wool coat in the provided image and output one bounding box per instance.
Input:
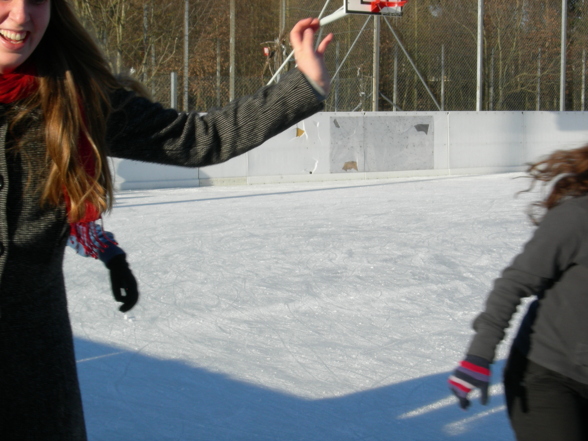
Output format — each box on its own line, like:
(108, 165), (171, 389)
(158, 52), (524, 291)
(0, 69), (323, 440)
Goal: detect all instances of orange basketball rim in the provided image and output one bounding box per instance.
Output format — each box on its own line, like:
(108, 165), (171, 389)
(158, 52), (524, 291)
(370, 1), (408, 13)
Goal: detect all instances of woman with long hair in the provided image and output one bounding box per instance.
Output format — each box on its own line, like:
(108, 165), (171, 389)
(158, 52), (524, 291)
(449, 145), (588, 440)
(0, 0), (332, 439)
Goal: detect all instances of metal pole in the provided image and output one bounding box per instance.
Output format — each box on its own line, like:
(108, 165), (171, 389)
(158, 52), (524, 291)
(583, 49), (586, 111)
(171, 72), (178, 109)
(318, 0), (331, 20)
(380, 93), (402, 111)
(441, 44), (445, 111)
(560, 0), (567, 111)
(335, 40), (340, 111)
(229, 0), (235, 101)
(280, 0), (286, 33)
(489, 48), (494, 110)
(476, 0), (484, 111)
(183, 0), (189, 112)
(150, 0), (155, 96)
(142, 4), (148, 83)
(537, 48), (542, 111)
(216, 39), (221, 108)
(372, 16), (381, 112)
(393, 45), (398, 112)
(277, 0), (287, 82)
(315, 0), (332, 48)
(330, 16), (372, 83)
(383, 18), (441, 110)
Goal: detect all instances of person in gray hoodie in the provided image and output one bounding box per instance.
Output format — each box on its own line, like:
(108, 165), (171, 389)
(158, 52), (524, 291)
(449, 145), (588, 441)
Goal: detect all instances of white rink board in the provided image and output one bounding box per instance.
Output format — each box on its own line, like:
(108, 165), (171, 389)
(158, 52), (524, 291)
(111, 111), (588, 190)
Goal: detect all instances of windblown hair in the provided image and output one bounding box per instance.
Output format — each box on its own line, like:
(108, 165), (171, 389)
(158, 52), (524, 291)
(524, 144), (588, 223)
(13, 0), (121, 222)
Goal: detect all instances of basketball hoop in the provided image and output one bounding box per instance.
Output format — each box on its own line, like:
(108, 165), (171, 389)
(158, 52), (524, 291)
(370, 0), (407, 17)
(269, 0), (411, 86)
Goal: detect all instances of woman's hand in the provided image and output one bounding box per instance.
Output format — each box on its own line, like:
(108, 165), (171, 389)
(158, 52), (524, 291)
(290, 18), (334, 96)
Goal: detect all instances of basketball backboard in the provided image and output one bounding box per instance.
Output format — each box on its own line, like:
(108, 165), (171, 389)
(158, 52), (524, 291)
(345, 0), (407, 16)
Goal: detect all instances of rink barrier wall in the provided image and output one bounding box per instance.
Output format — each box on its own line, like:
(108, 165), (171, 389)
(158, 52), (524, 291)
(112, 111), (588, 190)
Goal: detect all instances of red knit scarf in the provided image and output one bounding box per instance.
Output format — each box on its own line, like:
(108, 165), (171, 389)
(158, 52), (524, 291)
(0, 62), (107, 258)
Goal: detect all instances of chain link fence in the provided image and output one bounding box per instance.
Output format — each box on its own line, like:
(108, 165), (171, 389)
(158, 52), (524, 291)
(149, 75), (275, 111)
(150, 0), (588, 112)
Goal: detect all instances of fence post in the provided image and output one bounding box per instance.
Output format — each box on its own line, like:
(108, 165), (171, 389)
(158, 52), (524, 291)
(537, 48), (542, 111)
(476, 0), (484, 111)
(229, 0), (235, 101)
(372, 16), (381, 112)
(560, 0), (568, 111)
(582, 49), (586, 111)
(335, 41), (340, 111)
(171, 71), (178, 110)
(217, 38), (222, 108)
(441, 44), (445, 111)
(183, 0), (189, 112)
(489, 48), (494, 110)
(393, 45), (398, 112)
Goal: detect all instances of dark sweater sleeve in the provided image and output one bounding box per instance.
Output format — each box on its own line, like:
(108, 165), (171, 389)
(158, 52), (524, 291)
(466, 199), (588, 362)
(105, 69), (324, 167)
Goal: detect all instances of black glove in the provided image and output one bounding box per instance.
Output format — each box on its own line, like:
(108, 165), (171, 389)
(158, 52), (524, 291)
(106, 254), (139, 313)
(448, 355), (491, 410)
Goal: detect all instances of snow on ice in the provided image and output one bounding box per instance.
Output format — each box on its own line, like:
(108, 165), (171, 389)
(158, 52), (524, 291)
(65, 173), (538, 440)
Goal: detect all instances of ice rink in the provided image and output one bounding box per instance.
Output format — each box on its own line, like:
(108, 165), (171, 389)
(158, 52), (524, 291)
(65, 172), (540, 440)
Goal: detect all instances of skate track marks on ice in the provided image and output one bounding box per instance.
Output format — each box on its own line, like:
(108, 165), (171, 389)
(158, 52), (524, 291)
(65, 173), (535, 440)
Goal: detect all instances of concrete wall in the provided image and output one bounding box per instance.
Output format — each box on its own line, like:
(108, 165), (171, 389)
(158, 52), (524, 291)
(111, 111), (588, 190)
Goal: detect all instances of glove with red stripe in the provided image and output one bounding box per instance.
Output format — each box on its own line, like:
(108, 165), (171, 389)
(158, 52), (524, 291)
(448, 355), (491, 410)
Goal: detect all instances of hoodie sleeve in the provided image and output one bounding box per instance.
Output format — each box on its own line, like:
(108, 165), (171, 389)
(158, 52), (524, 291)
(466, 198), (588, 362)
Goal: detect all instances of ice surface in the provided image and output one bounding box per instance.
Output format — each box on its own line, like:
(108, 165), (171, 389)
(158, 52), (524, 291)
(65, 173), (538, 440)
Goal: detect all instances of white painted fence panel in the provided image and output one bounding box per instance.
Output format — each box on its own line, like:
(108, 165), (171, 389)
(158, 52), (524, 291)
(111, 111), (588, 190)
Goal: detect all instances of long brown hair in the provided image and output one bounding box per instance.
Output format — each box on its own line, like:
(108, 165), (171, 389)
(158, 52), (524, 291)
(525, 144), (588, 222)
(14, 0), (120, 222)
